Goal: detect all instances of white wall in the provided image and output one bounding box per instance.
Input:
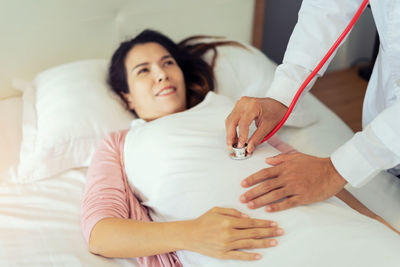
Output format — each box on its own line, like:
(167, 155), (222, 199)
(0, 0), (255, 99)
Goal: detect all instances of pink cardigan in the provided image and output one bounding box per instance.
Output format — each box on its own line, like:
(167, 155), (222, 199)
(81, 129), (296, 267)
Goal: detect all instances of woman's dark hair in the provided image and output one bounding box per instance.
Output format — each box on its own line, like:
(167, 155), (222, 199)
(108, 29), (244, 115)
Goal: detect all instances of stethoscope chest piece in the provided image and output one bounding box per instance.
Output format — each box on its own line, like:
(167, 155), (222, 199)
(230, 143), (252, 160)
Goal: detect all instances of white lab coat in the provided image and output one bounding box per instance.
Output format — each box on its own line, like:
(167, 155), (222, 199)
(266, 0), (400, 187)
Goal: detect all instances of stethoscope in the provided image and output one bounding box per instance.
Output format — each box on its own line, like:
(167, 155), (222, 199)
(230, 0), (370, 160)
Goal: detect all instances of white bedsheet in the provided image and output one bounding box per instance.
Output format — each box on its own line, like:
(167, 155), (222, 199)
(0, 168), (140, 267)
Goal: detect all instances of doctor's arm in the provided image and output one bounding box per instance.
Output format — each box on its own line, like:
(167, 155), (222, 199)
(226, 0), (365, 151)
(330, 101), (400, 186)
(240, 101), (400, 216)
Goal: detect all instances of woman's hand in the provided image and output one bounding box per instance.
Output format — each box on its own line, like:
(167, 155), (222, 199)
(182, 206), (283, 261)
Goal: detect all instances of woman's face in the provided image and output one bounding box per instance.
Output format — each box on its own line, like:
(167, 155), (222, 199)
(123, 42), (186, 121)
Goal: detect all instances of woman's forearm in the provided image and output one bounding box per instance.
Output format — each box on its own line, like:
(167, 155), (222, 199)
(335, 189), (378, 219)
(336, 189), (400, 234)
(89, 217), (189, 258)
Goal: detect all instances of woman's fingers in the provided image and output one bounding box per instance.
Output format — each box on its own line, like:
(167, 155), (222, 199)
(211, 206), (249, 218)
(232, 227), (284, 240)
(191, 206), (283, 261)
(223, 250), (262, 261)
(229, 238), (278, 251)
(231, 217), (277, 229)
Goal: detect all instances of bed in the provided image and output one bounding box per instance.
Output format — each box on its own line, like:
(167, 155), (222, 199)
(1, 1), (399, 266)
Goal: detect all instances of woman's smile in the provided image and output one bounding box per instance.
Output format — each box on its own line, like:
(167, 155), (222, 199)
(156, 85), (176, 96)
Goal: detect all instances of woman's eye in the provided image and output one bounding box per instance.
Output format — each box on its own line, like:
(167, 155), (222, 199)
(137, 68), (149, 75)
(164, 60), (174, 66)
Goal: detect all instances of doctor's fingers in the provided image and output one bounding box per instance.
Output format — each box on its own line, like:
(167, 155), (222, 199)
(241, 165), (282, 188)
(240, 178), (284, 203)
(237, 116), (255, 148)
(247, 187), (294, 210)
(225, 113), (239, 149)
(240, 178), (284, 206)
(265, 195), (301, 212)
(266, 152), (300, 165)
(247, 122), (272, 154)
(226, 111), (256, 148)
(225, 97), (260, 148)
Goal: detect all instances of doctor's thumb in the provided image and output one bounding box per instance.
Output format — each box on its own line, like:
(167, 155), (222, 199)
(247, 125), (273, 154)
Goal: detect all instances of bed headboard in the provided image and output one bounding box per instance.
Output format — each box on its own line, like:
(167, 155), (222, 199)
(0, 0), (259, 99)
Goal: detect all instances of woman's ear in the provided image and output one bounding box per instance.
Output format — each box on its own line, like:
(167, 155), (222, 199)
(121, 92), (135, 109)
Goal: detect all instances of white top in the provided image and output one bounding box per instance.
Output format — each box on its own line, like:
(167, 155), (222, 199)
(124, 92), (280, 217)
(123, 92), (400, 267)
(266, 0), (400, 187)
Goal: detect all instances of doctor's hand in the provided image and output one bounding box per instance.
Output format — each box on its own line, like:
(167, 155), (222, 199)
(184, 206), (283, 261)
(225, 97), (287, 153)
(240, 153), (348, 212)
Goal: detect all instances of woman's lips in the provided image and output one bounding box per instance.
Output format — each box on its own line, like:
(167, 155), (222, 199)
(156, 86), (176, 96)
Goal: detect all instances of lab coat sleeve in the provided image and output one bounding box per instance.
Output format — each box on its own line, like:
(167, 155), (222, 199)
(331, 101), (400, 187)
(266, 0), (365, 107)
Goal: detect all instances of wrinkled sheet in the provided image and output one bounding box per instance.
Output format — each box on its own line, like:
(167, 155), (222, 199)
(0, 169), (139, 266)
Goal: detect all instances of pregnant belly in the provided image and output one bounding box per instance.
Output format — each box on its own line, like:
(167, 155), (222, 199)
(143, 148), (400, 266)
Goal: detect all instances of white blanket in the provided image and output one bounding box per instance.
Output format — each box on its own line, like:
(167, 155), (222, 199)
(124, 92), (400, 267)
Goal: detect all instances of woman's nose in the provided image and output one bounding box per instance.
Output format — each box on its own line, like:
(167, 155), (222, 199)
(156, 67), (168, 82)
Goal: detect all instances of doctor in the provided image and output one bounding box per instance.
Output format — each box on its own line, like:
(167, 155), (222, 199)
(225, 0), (400, 212)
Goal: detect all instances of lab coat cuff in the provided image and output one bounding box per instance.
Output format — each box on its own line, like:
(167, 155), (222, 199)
(265, 76), (299, 108)
(330, 139), (380, 187)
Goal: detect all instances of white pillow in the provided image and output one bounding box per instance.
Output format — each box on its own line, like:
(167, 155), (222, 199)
(15, 40), (316, 183)
(15, 60), (134, 183)
(205, 41), (276, 100)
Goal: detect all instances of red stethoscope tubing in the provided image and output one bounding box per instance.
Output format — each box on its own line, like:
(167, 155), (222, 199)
(260, 0), (370, 144)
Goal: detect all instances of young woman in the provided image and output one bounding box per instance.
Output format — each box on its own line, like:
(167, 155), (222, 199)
(81, 30), (398, 267)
